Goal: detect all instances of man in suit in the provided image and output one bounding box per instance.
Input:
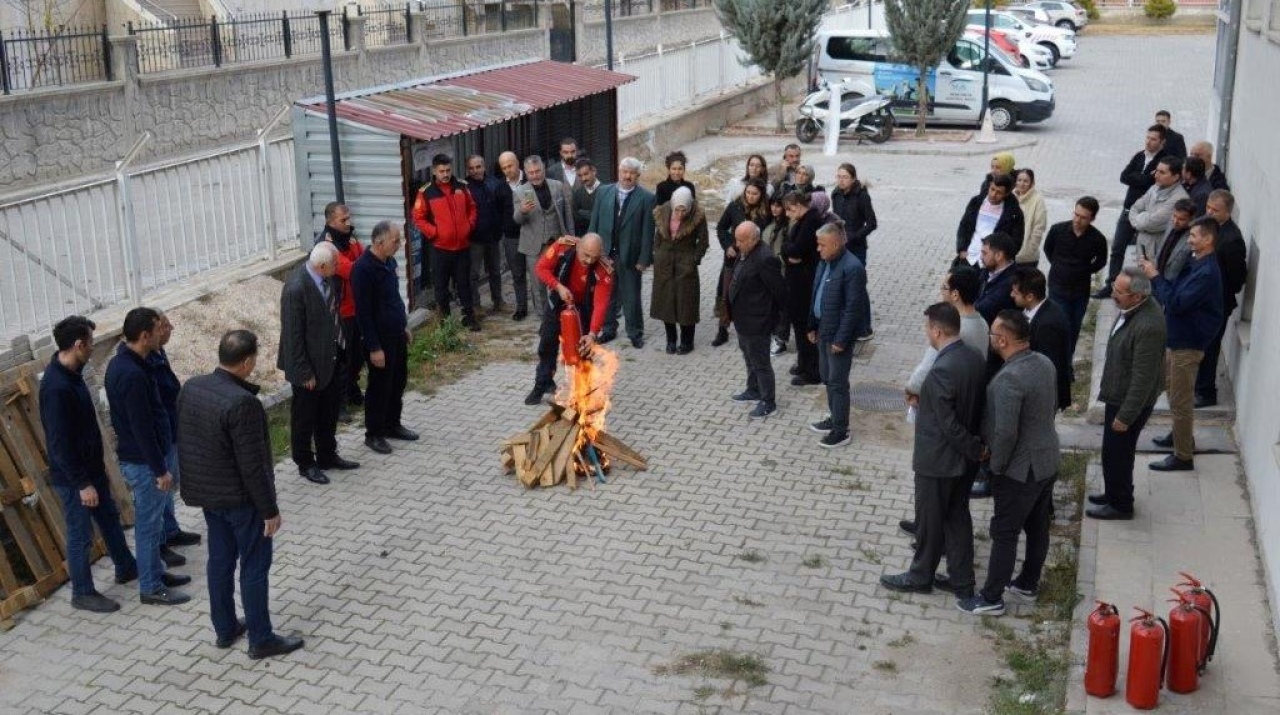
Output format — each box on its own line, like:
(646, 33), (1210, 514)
(727, 221), (787, 419)
(1097, 124), (1169, 298)
(1155, 109), (1186, 158)
(1087, 269), (1166, 520)
(1195, 190), (1248, 408)
(589, 156), (656, 348)
(806, 223), (868, 448)
(278, 243), (359, 485)
(544, 137), (579, 189)
(1155, 200), (1195, 282)
(956, 174), (1025, 266)
(959, 310), (1060, 616)
(514, 155), (575, 320)
(1011, 267), (1073, 410)
(881, 302), (986, 597)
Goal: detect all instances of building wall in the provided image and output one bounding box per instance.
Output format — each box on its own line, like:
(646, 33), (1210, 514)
(1222, 6), (1280, 630)
(578, 6), (722, 64)
(0, 0), (106, 31)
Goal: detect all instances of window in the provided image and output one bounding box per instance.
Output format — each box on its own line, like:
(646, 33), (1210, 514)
(826, 37), (888, 63)
(1245, 0), (1264, 28)
(1241, 237), (1259, 323)
(948, 41), (984, 70)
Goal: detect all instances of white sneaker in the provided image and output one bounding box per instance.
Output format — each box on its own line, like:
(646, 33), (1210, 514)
(770, 338), (786, 356)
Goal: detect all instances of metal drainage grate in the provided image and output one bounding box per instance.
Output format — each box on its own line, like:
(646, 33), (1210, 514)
(851, 383), (905, 413)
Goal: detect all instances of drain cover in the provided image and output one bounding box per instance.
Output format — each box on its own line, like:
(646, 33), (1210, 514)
(851, 383), (905, 413)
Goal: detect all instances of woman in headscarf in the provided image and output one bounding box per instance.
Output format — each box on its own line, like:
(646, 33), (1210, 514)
(1012, 168), (1047, 266)
(712, 179), (771, 346)
(651, 187), (709, 354)
(655, 150), (697, 206)
(979, 151), (1016, 196)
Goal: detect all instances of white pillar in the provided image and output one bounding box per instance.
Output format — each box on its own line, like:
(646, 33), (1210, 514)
(824, 81), (841, 157)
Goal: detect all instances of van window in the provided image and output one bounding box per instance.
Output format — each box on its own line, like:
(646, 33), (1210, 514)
(826, 36), (888, 62)
(947, 42), (984, 70)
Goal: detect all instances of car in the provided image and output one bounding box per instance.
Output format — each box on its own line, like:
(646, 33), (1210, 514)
(1006, 6), (1051, 24)
(964, 28), (1054, 71)
(1014, 1), (1089, 31)
(966, 9), (1077, 65)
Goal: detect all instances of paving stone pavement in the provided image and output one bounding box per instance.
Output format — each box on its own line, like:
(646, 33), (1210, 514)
(0, 33), (1218, 715)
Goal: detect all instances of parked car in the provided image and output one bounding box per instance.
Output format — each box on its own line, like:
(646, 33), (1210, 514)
(966, 9), (1077, 65)
(1014, 1), (1090, 31)
(965, 27), (1054, 71)
(1006, 6), (1051, 24)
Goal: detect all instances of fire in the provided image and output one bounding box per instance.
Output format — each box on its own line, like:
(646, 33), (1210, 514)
(559, 345), (618, 479)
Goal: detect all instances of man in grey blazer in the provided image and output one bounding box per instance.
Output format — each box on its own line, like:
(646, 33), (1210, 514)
(881, 302), (987, 597)
(514, 155), (574, 319)
(960, 310), (1060, 616)
(589, 156), (657, 348)
(277, 243), (360, 485)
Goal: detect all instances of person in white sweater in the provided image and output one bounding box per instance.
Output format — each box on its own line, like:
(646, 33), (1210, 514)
(907, 266), (990, 398)
(1013, 169), (1047, 266)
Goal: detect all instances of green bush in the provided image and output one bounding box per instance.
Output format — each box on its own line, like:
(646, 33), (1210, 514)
(1079, 0), (1100, 21)
(1144, 0), (1177, 20)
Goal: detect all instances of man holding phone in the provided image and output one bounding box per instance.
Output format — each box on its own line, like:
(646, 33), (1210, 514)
(514, 155), (575, 320)
(1129, 156), (1188, 268)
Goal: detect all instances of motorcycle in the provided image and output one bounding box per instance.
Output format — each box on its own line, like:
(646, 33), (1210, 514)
(794, 80), (895, 145)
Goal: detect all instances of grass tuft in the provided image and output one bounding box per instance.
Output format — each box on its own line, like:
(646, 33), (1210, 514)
(737, 549), (766, 564)
(654, 648), (770, 689)
(801, 554), (827, 568)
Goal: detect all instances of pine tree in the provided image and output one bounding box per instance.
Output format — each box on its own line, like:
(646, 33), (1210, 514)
(714, 0), (827, 133)
(883, 0), (970, 137)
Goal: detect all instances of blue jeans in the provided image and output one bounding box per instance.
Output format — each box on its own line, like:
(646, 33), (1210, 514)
(53, 474), (136, 598)
(163, 447), (180, 540)
(818, 339), (854, 433)
(1050, 293), (1089, 362)
(119, 461), (168, 594)
(205, 505), (274, 648)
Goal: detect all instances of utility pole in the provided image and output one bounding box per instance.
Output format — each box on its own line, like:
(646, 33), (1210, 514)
(318, 10), (345, 203)
(604, 0), (615, 70)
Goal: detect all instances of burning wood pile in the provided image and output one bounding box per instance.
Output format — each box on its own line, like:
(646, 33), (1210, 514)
(501, 347), (647, 489)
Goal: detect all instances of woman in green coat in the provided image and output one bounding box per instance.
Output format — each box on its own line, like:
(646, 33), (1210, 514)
(650, 186), (709, 354)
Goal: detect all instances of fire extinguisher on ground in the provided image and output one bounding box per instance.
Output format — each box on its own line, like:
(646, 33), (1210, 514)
(1176, 572), (1221, 670)
(1167, 590), (1206, 694)
(1085, 601), (1121, 698)
(1125, 608), (1169, 710)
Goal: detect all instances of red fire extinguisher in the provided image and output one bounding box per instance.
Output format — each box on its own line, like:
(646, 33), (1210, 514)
(560, 302), (582, 366)
(1166, 590), (1204, 694)
(1175, 572), (1220, 670)
(1125, 608), (1169, 710)
(1085, 601), (1121, 697)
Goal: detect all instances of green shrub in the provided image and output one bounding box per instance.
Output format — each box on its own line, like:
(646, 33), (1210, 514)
(1144, 0), (1177, 20)
(1079, 0), (1100, 21)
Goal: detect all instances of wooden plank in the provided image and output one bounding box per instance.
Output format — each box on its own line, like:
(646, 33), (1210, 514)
(502, 433), (532, 447)
(592, 431), (648, 470)
(0, 531), (22, 597)
(530, 421), (573, 478)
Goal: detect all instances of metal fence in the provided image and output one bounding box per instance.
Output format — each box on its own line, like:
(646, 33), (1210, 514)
(0, 136), (299, 344)
(414, 0), (540, 39)
(579, 0), (713, 22)
(361, 3), (413, 47)
(130, 11), (348, 73)
(0, 25), (112, 94)
(607, 32), (762, 128)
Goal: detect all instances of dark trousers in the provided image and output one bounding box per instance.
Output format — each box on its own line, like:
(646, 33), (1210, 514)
(340, 317), (363, 404)
(536, 304), (590, 388)
(1101, 402), (1153, 513)
(909, 469), (978, 598)
(289, 369), (341, 470)
(663, 323), (695, 348)
(1195, 313), (1229, 399)
(791, 318), (819, 379)
(502, 237), (528, 311)
(1105, 210), (1135, 285)
(981, 471), (1056, 603)
(364, 333), (408, 439)
(53, 473), (136, 598)
(817, 339), (853, 432)
(852, 247), (873, 338)
(470, 241), (504, 308)
(604, 263), (644, 340)
(431, 245), (474, 318)
(1050, 292), (1090, 361)
(204, 505), (273, 648)
(736, 331), (775, 405)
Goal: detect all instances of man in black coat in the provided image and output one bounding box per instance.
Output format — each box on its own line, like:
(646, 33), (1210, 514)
(1044, 196), (1108, 359)
(278, 243), (359, 485)
(1196, 190), (1248, 407)
(1098, 124), (1169, 297)
(975, 232), (1019, 325)
(1012, 267), (1074, 411)
(178, 330), (304, 660)
(1155, 110), (1187, 158)
(465, 154), (506, 312)
(881, 302), (986, 596)
(496, 151), (529, 320)
(727, 222), (787, 418)
(956, 174), (1025, 267)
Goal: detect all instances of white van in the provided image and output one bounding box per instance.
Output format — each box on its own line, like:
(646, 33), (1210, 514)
(815, 29), (1054, 130)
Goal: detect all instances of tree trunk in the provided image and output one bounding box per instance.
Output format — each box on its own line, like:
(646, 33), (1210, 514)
(774, 76), (786, 134)
(915, 69), (928, 138)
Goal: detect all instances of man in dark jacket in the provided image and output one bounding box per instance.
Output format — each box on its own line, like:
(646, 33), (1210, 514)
(496, 151), (529, 320)
(1044, 196), (1108, 358)
(807, 223), (868, 448)
(278, 243), (359, 485)
(1012, 268), (1074, 411)
(465, 155), (505, 313)
(1097, 124), (1169, 297)
(1155, 109), (1186, 158)
(105, 307), (191, 606)
(352, 221), (418, 455)
(1195, 190), (1248, 407)
(831, 163), (877, 342)
(411, 154), (479, 329)
(1181, 156), (1212, 217)
(571, 158), (601, 237)
(1087, 269), (1166, 520)
(956, 174), (1025, 267)
(975, 232), (1019, 325)
(1140, 217), (1224, 472)
(881, 302), (986, 597)
(145, 312), (201, 555)
(39, 316), (137, 613)
(727, 222), (787, 418)
(178, 329), (304, 660)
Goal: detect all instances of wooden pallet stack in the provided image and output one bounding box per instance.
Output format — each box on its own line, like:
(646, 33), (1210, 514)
(501, 402), (647, 490)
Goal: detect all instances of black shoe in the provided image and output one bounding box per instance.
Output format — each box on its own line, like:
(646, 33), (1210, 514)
(809, 417), (834, 434)
(140, 588), (191, 606)
(1152, 432), (1174, 448)
(791, 375), (821, 386)
(731, 390), (761, 403)
(72, 593), (121, 613)
(1149, 455), (1194, 472)
(365, 436), (393, 454)
(338, 406), (353, 424)
(161, 572), (191, 588)
(216, 619), (247, 649)
(788, 365), (801, 376)
(387, 426), (419, 441)
(748, 402), (776, 418)
(630, 335), (645, 349)
(880, 572), (933, 594)
(160, 545), (186, 568)
(1194, 394), (1218, 409)
(513, 309), (528, 322)
(665, 341), (677, 354)
(597, 331), (616, 344)
(898, 520), (918, 537)
(970, 479), (992, 499)
(711, 327), (729, 347)
(301, 466), (330, 485)
(676, 344), (693, 355)
(933, 573), (956, 595)
(462, 317), (481, 332)
(347, 393), (364, 407)
(317, 455), (360, 470)
(166, 530), (202, 547)
(1087, 493), (1110, 506)
(770, 339), (787, 356)
(1091, 285), (1112, 300)
(819, 431), (851, 448)
(114, 567), (138, 585)
(1086, 504), (1135, 520)
(249, 634), (305, 660)
(524, 385), (549, 406)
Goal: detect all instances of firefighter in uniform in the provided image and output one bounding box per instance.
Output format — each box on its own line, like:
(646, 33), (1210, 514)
(524, 233), (614, 405)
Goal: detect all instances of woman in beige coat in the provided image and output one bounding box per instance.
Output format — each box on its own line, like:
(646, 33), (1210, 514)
(1014, 168), (1048, 266)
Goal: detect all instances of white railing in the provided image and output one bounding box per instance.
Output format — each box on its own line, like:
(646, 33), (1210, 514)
(606, 32), (763, 128)
(0, 135), (298, 344)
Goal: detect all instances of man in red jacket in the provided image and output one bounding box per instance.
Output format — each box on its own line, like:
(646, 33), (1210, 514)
(317, 202), (365, 418)
(412, 154), (479, 330)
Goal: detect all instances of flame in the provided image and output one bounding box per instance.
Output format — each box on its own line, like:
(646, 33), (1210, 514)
(558, 345), (619, 455)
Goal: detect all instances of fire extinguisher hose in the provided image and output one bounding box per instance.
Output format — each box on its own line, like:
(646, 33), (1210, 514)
(1205, 588), (1221, 664)
(1157, 616), (1171, 689)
